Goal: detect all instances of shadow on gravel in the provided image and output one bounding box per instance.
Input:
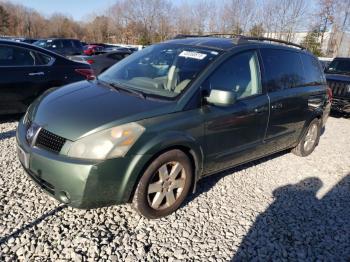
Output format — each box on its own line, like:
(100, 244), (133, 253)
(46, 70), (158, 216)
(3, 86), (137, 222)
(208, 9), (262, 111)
(0, 204), (67, 245)
(0, 130), (16, 141)
(0, 114), (22, 124)
(232, 174), (350, 261)
(330, 111), (350, 119)
(184, 150), (290, 207)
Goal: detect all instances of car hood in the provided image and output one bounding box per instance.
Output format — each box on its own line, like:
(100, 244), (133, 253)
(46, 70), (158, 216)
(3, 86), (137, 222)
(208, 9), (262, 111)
(30, 81), (176, 141)
(326, 73), (350, 82)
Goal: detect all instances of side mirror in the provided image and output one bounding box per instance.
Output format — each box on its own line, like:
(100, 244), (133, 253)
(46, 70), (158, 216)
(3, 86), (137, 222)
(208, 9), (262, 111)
(205, 89), (237, 106)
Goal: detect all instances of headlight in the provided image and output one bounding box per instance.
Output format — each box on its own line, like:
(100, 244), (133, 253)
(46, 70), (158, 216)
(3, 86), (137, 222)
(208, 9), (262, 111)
(67, 122), (145, 160)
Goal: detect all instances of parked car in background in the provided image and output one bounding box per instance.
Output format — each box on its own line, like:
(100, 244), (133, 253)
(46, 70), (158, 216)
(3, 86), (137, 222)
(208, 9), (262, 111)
(0, 40), (94, 115)
(70, 50), (131, 75)
(0, 37), (38, 44)
(33, 38), (83, 56)
(83, 45), (104, 56)
(104, 46), (137, 53)
(318, 57), (333, 70)
(325, 57), (350, 114)
(17, 35), (331, 219)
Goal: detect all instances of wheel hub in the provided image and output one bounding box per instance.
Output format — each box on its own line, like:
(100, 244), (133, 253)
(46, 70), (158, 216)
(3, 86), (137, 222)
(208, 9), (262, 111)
(147, 161), (186, 210)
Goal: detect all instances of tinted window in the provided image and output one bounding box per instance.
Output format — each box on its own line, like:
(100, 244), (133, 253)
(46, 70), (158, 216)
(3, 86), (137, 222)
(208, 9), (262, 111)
(72, 40), (82, 48)
(108, 53), (124, 60)
(203, 51), (262, 100)
(0, 45), (35, 66)
(301, 54), (325, 85)
(35, 52), (53, 65)
(0, 45), (52, 66)
(325, 59), (350, 74)
(62, 40), (73, 48)
(260, 49), (305, 92)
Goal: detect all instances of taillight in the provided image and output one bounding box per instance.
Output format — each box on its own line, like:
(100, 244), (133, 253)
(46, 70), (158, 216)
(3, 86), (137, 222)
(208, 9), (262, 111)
(327, 86), (333, 103)
(86, 59), (94, 64)
(75, 68), (95, 80)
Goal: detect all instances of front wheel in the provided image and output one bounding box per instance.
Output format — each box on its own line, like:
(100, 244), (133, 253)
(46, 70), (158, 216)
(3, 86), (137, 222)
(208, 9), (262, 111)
(292, 118), (321, 157)
(132, 150), (193, 219)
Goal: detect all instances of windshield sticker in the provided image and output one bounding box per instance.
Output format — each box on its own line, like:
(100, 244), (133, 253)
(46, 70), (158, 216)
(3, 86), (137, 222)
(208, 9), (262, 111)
(179, 51), (207, 60)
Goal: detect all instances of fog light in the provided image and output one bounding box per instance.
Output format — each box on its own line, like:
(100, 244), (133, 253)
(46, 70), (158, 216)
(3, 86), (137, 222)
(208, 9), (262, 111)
(58, 191), (71, 204)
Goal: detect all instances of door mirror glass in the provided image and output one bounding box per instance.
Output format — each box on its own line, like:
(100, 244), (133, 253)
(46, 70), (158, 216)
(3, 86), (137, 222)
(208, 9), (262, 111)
(205, 89), (237, 106)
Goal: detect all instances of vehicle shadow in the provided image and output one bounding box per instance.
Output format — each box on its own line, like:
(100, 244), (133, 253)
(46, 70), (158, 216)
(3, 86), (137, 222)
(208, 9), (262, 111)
(330, 111), (350, 119)
(0, 130), (16, 141)
(184, 150), (290, 207)
(0, 114), (22, 124)
(0, 204), (67, 245)
(232, 174), (350, 261)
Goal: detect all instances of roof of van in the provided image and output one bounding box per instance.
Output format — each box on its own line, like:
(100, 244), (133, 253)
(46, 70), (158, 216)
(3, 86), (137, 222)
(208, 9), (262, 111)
(165, 36), (307, 52)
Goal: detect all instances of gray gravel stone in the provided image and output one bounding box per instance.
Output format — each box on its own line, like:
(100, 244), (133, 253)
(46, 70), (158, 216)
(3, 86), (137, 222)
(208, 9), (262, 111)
(0, 117), (350, 261)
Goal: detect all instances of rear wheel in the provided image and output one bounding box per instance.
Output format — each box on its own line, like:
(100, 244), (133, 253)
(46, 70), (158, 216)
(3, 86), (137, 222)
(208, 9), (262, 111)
(292, 118), (321, 157)
(132, 150), (193, 219)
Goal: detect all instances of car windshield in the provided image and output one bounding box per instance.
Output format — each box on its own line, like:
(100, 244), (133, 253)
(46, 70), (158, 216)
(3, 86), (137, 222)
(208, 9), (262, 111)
(98, 43), (221, 98)
(33, 40), (56, 48)
(325, 59), (350, 74)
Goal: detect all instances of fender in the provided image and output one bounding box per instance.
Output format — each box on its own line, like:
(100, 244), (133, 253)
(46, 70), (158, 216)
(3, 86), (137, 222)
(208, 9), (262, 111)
(296, 107), (324, 145)
(120, 131), (205, 202)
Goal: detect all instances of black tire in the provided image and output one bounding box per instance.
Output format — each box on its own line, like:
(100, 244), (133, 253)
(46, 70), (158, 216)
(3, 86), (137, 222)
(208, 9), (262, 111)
(132, 150), (193, 219)
(292, 118), (321, 157)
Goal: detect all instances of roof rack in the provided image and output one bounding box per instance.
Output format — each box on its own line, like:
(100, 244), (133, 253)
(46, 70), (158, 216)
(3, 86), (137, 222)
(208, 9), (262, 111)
(173, 34), (305, 50)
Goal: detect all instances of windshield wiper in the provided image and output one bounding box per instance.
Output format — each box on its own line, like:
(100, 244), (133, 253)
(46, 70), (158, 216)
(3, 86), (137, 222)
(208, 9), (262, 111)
(109, 82), (147, 99)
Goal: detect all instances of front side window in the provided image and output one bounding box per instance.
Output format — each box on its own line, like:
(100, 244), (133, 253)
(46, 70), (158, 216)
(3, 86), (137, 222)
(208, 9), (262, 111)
(260, 48), (305, 92)
(99, 44), (221, 98)
(0, 45), (52, 66)
(203, 50), (262, 100)
(33, 39), (62, 49)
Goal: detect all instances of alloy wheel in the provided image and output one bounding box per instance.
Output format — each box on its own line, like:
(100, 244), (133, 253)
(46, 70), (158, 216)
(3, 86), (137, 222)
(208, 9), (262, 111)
(304, 123), (318, 152)
(147, 161), (186, 210)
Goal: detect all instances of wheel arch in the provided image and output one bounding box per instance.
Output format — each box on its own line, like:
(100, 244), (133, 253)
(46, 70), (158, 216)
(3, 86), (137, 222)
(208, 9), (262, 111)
(297, 110), (323, 146)
(124, 133), (204, 203)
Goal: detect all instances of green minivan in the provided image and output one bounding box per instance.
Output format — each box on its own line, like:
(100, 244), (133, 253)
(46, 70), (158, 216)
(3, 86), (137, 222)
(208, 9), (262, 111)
(17, 36), (331, 218)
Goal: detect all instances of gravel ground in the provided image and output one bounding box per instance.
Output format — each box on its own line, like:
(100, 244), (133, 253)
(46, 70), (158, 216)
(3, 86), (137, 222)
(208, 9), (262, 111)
(0, 116), (349, 261)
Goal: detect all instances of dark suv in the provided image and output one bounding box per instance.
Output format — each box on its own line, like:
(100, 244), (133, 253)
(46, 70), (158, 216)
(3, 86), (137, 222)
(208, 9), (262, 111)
(33, 38), (83, 56)
(325, 57), (350, 114)
(16, 35), (331, 219)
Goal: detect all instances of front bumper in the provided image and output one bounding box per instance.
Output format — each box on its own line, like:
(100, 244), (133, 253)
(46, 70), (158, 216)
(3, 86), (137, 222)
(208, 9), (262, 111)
(331, 98), (350, 113)
(16, 119), (150, 209)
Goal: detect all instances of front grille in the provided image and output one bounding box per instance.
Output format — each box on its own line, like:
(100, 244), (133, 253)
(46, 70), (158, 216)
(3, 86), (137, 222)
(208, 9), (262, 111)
(327, 80), (348, 97)
(35, 129), (66, 153)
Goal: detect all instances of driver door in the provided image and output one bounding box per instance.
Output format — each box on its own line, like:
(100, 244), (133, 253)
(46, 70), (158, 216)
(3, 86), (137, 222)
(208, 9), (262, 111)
(202, 50), (269, 174)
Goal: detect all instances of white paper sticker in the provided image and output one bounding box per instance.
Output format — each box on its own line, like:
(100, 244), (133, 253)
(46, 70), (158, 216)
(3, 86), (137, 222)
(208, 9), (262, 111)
(179, 51), (207, 60)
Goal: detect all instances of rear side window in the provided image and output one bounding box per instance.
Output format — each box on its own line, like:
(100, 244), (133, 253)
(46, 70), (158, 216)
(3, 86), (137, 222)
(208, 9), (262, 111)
(260, 48), (305, 92)
(301, 54), (325, 85)
(35, 52), (53, 65)
(203, 50), (262, 100)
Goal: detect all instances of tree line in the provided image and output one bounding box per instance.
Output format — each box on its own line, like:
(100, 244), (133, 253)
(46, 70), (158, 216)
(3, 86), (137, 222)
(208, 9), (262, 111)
(0, 0), (349, 56)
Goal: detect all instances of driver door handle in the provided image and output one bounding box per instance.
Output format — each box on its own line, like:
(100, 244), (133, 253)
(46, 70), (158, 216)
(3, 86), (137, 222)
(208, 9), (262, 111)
(254, 106), (268, 113)
(271, 103), (283, 110)
(28, 72), (45, 76)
